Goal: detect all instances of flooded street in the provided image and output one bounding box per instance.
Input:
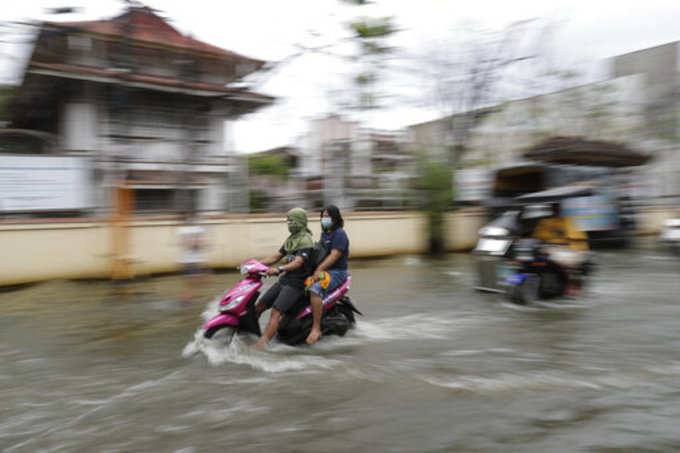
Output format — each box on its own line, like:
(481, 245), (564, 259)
(2, 244), (680, 452)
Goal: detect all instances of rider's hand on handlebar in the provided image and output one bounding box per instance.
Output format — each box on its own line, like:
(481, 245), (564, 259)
(266, 267), (280, 276)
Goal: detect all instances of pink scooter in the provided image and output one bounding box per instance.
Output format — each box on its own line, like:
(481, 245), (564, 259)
(203, 260), (361, 345)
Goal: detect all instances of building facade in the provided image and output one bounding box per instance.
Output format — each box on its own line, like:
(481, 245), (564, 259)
(9, 5), (273, 216)
(407, 73), (653, 203)
(296, 115), (416, 211)
(610, 42), (680, 203)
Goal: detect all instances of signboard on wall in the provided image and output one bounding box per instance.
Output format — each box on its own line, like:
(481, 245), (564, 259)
(561, 194), (619, 231)
(0, 155), (91, 212)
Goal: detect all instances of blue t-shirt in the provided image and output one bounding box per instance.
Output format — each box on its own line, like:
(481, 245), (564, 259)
(321, 227), (349, 271)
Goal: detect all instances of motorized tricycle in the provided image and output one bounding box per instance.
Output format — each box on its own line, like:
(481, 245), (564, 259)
(474, 185), (596, 303)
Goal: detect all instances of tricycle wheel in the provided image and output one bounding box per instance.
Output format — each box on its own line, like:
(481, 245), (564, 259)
(538, 267), (566, 299)
(509, 275), (539, 305)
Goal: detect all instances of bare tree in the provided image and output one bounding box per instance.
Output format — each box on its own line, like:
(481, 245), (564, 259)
(419, 20), (536, 168)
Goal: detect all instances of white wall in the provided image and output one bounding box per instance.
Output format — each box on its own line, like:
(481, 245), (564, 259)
(464, 74), (648, 169)
(200, 179), (224, 213)
(208, 116), (226, 156)
(61, 102), (97, 151)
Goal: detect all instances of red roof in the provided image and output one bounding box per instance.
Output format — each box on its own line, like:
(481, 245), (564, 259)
(524, 136), (651, 168)
(46, 6), (264, 66)
(29, 61), (275, 101)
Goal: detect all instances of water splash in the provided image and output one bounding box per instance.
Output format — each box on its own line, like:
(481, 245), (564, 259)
(200, 295), (223, 321)
(185, 300), (482, 372)
(182, 328), (342, 373)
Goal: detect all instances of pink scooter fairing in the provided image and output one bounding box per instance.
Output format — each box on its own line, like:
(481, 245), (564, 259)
(294, 277), (351, 319)
(202, 259), (361, 345)
(203, 260), (267, 332)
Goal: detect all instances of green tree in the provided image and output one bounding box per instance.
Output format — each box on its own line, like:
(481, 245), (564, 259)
(346, 15), (398, 111)
(248, 189), (269, 213)
(248, 154), (292, 179)
(414, 152), (453, 254)
(420, 21), (535, 169)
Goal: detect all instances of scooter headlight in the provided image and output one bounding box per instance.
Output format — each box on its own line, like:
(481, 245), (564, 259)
(240, 264), (254, 275)
(479, 226), (508, 237)
(663, 219), (680, 228)
(219, 295), (245, 312)
(474, 238), (511, 255)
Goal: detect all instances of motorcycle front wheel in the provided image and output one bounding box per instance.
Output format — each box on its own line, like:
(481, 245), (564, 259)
(671, 243), (680, 256)
(508, 275), (539, 305)
(204, 326), (236, 344)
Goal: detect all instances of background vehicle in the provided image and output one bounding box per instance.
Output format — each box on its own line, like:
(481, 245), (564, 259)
(659, 217), (680, 255)
(485, 163), (635, 247)
(498, 238), (595, 304)
(474, 185), (596, 296)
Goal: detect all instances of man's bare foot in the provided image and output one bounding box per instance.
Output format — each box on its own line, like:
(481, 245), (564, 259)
(252, 340), (266, 350)
(305, 328), (322, 345)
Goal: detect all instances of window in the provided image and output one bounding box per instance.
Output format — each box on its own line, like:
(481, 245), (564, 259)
(68, 35), (92, 52)
(134, 188), (200, 214)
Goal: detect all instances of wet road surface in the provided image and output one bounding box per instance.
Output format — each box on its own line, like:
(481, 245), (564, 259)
(2, 243), (680, 452)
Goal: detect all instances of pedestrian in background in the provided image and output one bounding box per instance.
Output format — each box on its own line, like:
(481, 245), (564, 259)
(176, 214), (208, 302)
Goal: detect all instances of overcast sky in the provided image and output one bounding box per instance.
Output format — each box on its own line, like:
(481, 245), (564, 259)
(2, 0), (680, 152)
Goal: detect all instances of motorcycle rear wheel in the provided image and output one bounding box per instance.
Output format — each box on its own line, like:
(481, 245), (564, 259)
(204, 326), (236, 344)
(538, 268), (566, 299)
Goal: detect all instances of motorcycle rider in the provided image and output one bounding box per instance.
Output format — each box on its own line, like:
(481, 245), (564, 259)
(252, 207), (314, 350)
(306, 205), (350, 345)
(530, 201), (589, 295)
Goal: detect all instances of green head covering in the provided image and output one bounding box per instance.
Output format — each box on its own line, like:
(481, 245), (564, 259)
(283, 207), (314, 253)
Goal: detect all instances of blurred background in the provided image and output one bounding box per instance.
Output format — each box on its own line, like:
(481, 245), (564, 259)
(1, 1), (678, 240)
(2, 0), (680, 281)
(4, 2), (680, 452)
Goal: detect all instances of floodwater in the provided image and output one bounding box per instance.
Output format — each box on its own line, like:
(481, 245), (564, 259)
(2, 243), (680, 452)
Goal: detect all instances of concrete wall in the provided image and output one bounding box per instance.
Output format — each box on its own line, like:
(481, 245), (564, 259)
(0, 221), (112, 284)
(1, 207), (675, 287)
(0, 210), (484, 286)
(444, 209), (486, 251)
(636, 207), (678, 235)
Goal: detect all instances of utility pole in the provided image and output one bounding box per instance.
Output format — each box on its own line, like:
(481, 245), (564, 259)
(110, 1), (135, 284)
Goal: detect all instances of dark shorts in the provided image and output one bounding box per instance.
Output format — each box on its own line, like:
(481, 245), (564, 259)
(259, 281), (303, 314)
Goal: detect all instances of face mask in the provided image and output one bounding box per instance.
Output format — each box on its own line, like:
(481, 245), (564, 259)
(288, 221), (301, 234)
(321, 217), (333, 229)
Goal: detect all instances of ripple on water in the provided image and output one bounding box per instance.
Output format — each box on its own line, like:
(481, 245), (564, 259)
(417, 366), (667, 395)
(352, 312), (484, 342)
